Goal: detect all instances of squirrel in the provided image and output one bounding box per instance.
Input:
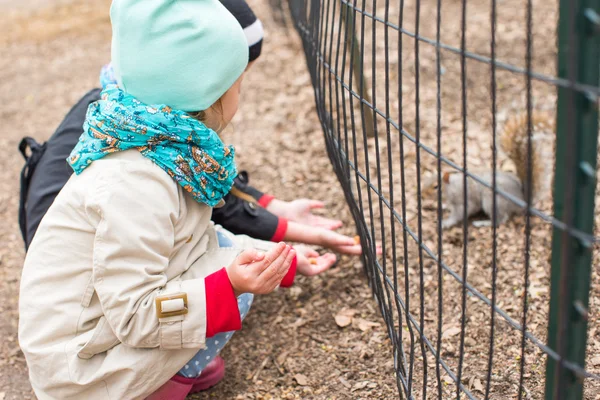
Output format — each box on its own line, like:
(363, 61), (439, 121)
(437, 111), (553, 229)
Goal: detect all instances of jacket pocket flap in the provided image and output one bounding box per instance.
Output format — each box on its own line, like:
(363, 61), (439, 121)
(77, 317), (120, 360)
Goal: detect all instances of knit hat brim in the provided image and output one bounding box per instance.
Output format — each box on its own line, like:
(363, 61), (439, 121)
(244, 19), (263, 62)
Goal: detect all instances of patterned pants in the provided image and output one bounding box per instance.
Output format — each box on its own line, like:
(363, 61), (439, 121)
(177, 230), (254, 378)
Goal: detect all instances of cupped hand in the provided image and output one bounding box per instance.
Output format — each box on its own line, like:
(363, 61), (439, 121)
(294, 245), (337, 276)
(226, 242), (296, 296)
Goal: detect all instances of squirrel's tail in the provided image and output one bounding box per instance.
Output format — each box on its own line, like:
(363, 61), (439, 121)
(500, 111), (553, 203)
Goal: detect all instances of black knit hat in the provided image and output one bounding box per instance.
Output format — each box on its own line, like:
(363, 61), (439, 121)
(220, 0), (264, 62)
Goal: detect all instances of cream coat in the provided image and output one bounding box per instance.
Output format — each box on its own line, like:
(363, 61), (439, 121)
(19, 150), (273, 400)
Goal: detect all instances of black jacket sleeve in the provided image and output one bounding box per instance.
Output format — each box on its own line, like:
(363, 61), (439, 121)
(19, 89), (102, 249)
(211, 171), (280, 241)
(211, 193), (280, 241)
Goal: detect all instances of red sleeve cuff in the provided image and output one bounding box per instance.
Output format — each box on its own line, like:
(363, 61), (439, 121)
(204, 268), (241, 337)
(258, 194), (275, 208)
(280, 255), (297, 288)
(270, 217), (288, 242)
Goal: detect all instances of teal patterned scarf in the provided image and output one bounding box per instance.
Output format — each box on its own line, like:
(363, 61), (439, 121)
(68, 85), (237, 207)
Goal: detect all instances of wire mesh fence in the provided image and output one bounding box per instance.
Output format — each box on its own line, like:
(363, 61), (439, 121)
(284, 0), (600, 398)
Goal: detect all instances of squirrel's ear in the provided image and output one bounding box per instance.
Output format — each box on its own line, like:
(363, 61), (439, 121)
(443, 171), (450, 184)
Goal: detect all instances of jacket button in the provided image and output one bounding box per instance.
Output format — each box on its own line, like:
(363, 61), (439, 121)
(244, 201), (259, 216)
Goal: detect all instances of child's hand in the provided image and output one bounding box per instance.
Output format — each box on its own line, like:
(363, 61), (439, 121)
(318, 230), (383, 255)
(315, 229), (366, 255)
(267, 199), (343, 230)
(295, 245), (337, 276)
(285, 222), (382, 256)
(226, 242), (296, 296)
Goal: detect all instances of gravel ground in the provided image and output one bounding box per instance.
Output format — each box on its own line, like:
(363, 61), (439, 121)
(0, 1), (398, 399)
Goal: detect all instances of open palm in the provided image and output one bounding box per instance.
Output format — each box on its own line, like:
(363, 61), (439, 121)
(295, 245), (337, 276)
(281, 199), (343, 230)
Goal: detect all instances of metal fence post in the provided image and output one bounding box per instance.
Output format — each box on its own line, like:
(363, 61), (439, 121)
(340, 2), (375, 137)
(545, 0), (600, 399)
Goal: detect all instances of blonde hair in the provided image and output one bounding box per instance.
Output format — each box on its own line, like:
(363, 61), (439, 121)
(188, 98), (225, 132)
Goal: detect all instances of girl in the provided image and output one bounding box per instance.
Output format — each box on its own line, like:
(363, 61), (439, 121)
(18, 0), (364, 259)
(18, 1), (326, 399)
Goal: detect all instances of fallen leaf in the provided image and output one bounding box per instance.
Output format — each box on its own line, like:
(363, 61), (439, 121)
(335, 315), (353, 328)
(338, 377), (351, 389)
(294, 374), (309, 386)
(592, 356), (600, 366)
(442, 326), (462, 339)
(276, 351), (289, 366)
(271, 315), (283, 326)
(354, 318), (381, 332)
(0, 392), (5, 400)
(351, 381), (369, 392)
(287, 318), (307, 329)
(473, 378), (484, 392)
(337, 308), (358, 317)
(367, 382), (378, 389)
(443, 375), (454, 385)
(334, 308), (358, 328)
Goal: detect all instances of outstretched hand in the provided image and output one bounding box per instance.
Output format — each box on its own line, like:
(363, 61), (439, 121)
(285, 221), (382, 256)
(267, 199), (343, 230)
(294, 245), (337, 276)
(315, 228), (383, 255)
(315, 228), (363, 255)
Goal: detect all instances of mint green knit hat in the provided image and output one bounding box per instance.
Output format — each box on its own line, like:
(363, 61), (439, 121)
(110, 0), (249, 112)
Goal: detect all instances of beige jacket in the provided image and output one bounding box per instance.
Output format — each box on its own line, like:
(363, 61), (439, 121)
(19, 150), (273, 400)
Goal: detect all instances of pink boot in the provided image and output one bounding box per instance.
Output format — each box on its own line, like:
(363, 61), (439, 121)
(146, 375), (195, 400)
(146, 357), (225, 399)
(190, 356), (226, 393)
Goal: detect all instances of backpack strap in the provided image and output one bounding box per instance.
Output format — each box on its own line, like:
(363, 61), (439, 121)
(18, 137), (47, 248)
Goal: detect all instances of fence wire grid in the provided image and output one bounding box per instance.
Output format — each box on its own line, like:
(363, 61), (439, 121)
(283, 0), (600, 398)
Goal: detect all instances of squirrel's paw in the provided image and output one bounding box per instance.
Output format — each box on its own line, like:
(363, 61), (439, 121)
(441, 218), (458, 230)
(472, 220), (493, 228)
